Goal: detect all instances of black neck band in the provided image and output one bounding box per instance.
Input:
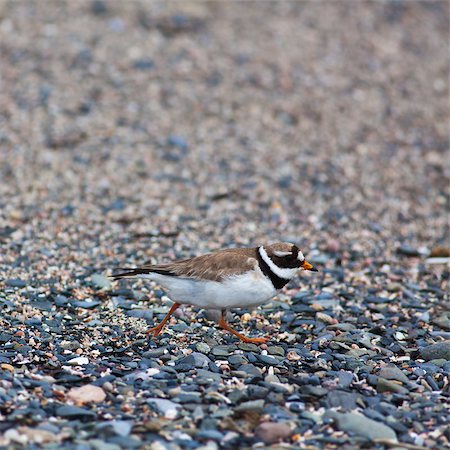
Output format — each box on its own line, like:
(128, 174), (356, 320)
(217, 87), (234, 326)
(257, 247), (291, 290)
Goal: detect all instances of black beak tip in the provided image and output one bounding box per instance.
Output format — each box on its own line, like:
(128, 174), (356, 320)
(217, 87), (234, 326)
(310, 267), (319, 272)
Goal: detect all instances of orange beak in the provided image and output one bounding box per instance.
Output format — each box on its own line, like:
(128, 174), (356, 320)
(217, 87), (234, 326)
(301, 260), (318, 272)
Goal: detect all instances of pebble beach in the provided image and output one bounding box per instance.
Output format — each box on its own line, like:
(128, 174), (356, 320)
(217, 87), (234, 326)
(0, 1), (449, 449)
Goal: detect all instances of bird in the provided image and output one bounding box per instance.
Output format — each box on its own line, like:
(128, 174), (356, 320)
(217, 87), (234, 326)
(111, 242), (317, 344)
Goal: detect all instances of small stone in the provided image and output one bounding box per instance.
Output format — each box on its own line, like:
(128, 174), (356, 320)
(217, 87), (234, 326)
(56, 405), (96, 419)
(377, 378), (409, 395)
(316, 312), (338, 324)
(378, 365), (410, 384)
(287, 351), (301, 361)
(197, 430), (224, 441)
(431, 313), (450, 331)
(68, 384), (106, 404)
(176, 391), (202, 403)
(419, 342), (450, 361)
(142, 348), (166, 358)
(238, 342), (260, 352)
(177, 352), (211, 368)
(396, 245), (422, 257)
(67, 356), (89, 366)
(167, 135), (188, 150)
(257, 354), (280, 366)
(1, 363), (14, 372)
(196, 342), (211, 354)
(133, 58), (155, 71)
(238, 364), (262, 376)
(91, 0), (108, 15)
(255, 422), (292, 444)
(211, 345), (233, 357)
(326, 390), (358, 411)
(196, 369), (222, 382)
(234, 399), (265, 413)
(4, 429), (28, 445)
(267, 346), (285, 357)
(326, 238), (340, 253)
(147, 398), (181, 419)
(5, 279), (27, 288)
(96, 421), (134, 437)
(91, 274), (112, 290)
(324, 411), (397, 442)
(89, 439), (121, 450)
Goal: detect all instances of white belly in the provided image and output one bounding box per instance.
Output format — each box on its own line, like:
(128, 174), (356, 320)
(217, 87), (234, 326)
(140, 272), (277, 309)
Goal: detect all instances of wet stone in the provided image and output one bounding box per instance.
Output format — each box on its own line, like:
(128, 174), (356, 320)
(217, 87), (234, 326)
(195, 342), (211, 354)
(255, 422), (292, 444)
(326, 390), (359, 411)
(378, 365), (410, 383)
(234, 399), (265, 413)
(419, 342), (450, 361)
(210, 345), (234, 357)
(95, 421), (134, 437)
(147, 398), (181, 419)
(56, 405), (96, 419)
(267, 346), (285, 357)
(377, 378), (409, 395)
(238, 343), (260, 352)
(5, 279), (27, 288)
(257, 354), (281, 366)
(176, 352), (211, 369)
(238, 364), (262, 376)
(324, 411), (398, 442)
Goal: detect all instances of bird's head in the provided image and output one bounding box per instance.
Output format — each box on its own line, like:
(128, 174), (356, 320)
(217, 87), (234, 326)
(259, 242), (317, 279)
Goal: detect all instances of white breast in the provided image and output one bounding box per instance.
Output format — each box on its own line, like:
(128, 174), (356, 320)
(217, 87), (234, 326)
(140, 270), (277, 309)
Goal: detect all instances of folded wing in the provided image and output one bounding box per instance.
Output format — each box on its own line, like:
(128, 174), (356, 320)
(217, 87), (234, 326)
(111, 247), (259, 282)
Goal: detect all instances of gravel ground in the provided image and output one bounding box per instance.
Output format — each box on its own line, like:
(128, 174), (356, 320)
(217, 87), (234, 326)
(0, 1), (449, 449)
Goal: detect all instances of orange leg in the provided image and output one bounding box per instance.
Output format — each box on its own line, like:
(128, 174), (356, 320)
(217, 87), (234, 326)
(147, 302), (181, 337)
(219, 310), (269, 344)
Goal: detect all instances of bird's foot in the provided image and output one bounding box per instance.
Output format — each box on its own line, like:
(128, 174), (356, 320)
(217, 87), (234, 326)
(239, 335), (270, 344)
(146, 325), (164, 338)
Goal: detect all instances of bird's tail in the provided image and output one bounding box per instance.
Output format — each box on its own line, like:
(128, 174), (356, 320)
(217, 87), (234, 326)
(110, 268), (150, 280)
(110, 266), (176, 280)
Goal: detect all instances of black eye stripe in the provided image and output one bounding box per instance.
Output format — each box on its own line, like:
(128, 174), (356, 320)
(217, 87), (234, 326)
(271, 254), (302, 269)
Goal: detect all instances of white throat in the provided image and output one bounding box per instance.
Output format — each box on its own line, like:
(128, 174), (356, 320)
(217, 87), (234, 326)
(258, 247), (298, 280)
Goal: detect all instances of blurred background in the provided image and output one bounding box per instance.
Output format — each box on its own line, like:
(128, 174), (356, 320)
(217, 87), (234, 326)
(0, 0), (448, 273)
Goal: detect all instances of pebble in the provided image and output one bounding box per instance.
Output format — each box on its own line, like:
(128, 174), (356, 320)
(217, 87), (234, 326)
(96, 421), (134, 437)
(419, 342), (450, 361)
(377, 378), (409, 395)
(255, 422), (292, 444)
(147, 398), (181, 419)
(68, 385), (106, 404)
(378, 365), (410, 384)
(234, 400), (265, 413)
(91, 274), (112, 290)
(1, 363), (15, 372)
(211, 345), (233, 357)
(56, 405), (96, 419)
(196, 343), (211, 354)
(5, 279), (27, 288)
(177, 352), (211, 368)
(267, 346), (285, 357)
(67, 356), (90, 366)
(324, 411), (398, 442)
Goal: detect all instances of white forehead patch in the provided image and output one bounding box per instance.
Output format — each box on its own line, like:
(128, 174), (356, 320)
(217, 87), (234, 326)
(297, 251), (305, 262)
(273, 250), (293, 257)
